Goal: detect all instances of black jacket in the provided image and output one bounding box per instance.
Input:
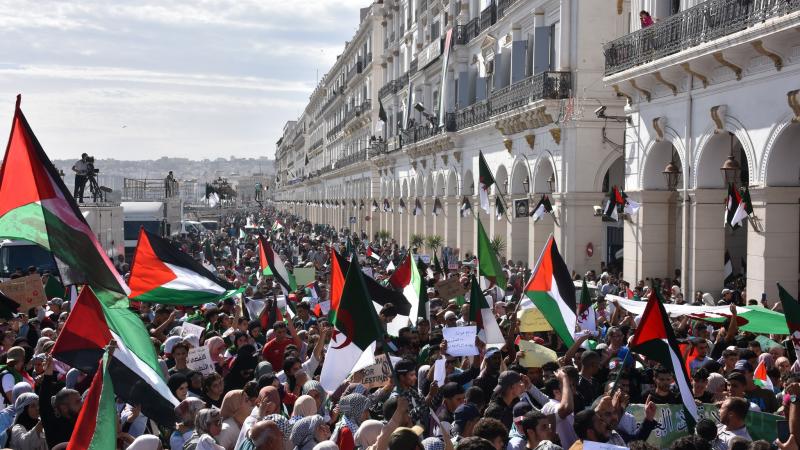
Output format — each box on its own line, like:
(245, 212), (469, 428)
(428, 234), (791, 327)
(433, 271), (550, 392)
(39, 374), (77, 448)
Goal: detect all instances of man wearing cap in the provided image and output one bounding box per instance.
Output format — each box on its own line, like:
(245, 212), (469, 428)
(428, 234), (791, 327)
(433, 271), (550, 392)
(473, 347), (503, 398)
(736, 360), (779, 413)
(389, 358), (434, 433)
(484, 370), (526, 429)
(436, 382), (465, 424)
(452, 403), (481, 443)
(0, 346), (32, 406)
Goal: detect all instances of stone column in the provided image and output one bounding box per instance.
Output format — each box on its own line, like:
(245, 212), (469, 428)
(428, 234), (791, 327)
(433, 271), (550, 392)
(746, 187), (800, 302)
(552, 192), (606, 276)
(424, 198), (434, 237)
(445, 198), (458, 249)
(686, 189), (727, 296)
(623, 190), (679, 283)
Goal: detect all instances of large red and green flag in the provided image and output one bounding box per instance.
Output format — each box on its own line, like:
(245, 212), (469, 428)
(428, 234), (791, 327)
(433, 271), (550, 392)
(476, 218), (507, 289)
(576, 279), (596, 333)
(320, 253), (384, 393)
(258, 237), (296, 294)
(630, 288), (699, 424)
(0, 95), (127, 296)
(778, 283), (800, 347)
(387, 252), (428, 324)
(66, 350), (116, 450)
(468, 275), (504, 346)
(52, 287), (179, 426)
(524, 235), (576, 346)
(128, 228), (240, 305)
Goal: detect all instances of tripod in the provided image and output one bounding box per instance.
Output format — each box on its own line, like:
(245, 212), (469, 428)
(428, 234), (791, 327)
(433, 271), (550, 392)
(87, 173), (104, 202)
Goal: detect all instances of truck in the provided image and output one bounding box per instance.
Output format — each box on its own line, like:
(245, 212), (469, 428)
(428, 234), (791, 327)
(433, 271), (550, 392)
(0, 240), (58, 281)
(122, 201), (167, 260)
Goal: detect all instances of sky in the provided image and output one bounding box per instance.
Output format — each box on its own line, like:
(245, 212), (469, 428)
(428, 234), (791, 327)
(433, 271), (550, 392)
(0, 0), (367, 160)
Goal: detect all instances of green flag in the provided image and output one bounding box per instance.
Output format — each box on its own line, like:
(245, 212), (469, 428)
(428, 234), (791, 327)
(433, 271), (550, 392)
(476, 218), (507, 289)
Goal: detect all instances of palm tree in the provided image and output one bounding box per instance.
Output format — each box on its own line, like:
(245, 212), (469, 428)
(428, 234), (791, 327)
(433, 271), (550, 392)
(377, 229), (391, 243)
(489, 236), (506, 258)
(410, 233), (425, 251)
(425, 235), (443, 253)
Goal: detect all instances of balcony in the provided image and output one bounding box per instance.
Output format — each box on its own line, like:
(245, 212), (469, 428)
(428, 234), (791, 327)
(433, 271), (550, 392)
(321, 90), (342, 112)
(603, 0), (800, 76)
(347, 61), (363, 82)
(326, 122), (344, 140)
(463, 17), (480, 42)
(497, 0), (518, 19)
(333, 149), (367, 170)
(399, 113), (457, 145)
(454, 25), (468, 45)
(480, 2), (496, 33)
(409, 58), (419, 75)
(455, 71), (571, 129)
(343, 99), (372, 125)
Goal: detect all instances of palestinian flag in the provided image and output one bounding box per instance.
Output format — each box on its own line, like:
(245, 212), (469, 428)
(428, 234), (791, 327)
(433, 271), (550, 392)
(476, 218), (507, 289)
(603, 186), (624, 221)
(530, 195), (553, 222)
(388, 253), (428, 324)
(413, 199), (423, 216)
(272, 220), (285, 233)
(340, 251), (411, 316)
(725, 183), (743, 229)
(398, 199), (406, 213)
(724, 250), (735, 284)
(460, 196), (472, 217)
(366, 245), (381, 261)
(259, 237), (296, 294)
(320, 253), (383, 393)
(754, 359), (773, 390)
(468, 275), (504, 346)
(372, 199), (379, 212)
(478, 151), (496, 214)
(630, 288), (699, 424)
(432, 198), (444, 216)
(621, 189), (640, 216)
(128, 229), (240, 305)
(0, 95), (128, 296)
(778, 283), (800, 347)
(495, 197), (506, 221)
(244, 297), (281, 331)
(52, 287), (179, 426)
(66, 351), (116, 450)
(524, 235), (576, 346)
(0, 291), (20, 320)
(383, 198), (392, 212)
(576, 279), (596, 333)
(433, 253), (443, 275)
(731, 185), (753, 229)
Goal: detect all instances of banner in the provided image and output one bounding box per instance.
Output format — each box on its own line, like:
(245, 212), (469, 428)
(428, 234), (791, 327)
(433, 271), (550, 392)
(438, 28), (453, 128)
(0, 274), (48, 309)
(626, 403), (780, 449)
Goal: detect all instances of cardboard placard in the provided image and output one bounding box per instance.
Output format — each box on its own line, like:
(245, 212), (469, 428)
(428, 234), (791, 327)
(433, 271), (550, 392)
(180, 322), (204, 341)
(518, 339), (558, 367)
(0, 274), (47, 309)
(435, 277), (468, 301)
(293, 267), (316, 287)
(186, 346), (215, 375)
(442, 325), (479, 357)
(517, 306), (553, 332)
(362, 354), (393, 388)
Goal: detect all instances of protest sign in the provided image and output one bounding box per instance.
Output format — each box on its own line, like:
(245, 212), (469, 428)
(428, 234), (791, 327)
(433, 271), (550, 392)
(186, 346), (215, 375)
(442, 326), (479, 357)
(518, 339), (558, 367)
(583, 442), (629, 450)
(755, 335), (781, 351)
(180, 322), (204, 341)
(294, 267), (316, 287)
(435, 277), (468, 301)
(626, 403), (780, 449)
(517, 306), (553, 332)
(361, 354), (401, 388)
(0, 274), (47, 309)
(433, 357), (447, 386)
(420, 255), (431, 264)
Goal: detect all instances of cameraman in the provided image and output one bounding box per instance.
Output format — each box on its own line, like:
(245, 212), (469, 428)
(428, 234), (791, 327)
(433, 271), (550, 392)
(71, 153), (90, 203)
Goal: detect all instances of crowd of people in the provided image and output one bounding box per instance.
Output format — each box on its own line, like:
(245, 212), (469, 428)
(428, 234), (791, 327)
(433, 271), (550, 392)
(0, 206), (797, 450)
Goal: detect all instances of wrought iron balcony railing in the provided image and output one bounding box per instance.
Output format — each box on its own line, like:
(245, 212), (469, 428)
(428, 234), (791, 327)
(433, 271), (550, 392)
(604, 0), (800, 76)
(464, 17), (480, 42)
(480, 2), (496, 32)
(333, 149), (367, 169)
(398, 112), (456, 146)
(409, 58), (419, 75)
(497, 0), (519, 19)
(454, 24), (468, 45)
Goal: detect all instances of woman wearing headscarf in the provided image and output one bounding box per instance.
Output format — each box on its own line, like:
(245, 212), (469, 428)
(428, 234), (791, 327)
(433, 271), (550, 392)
(9, 392), (45, 450)
(223, 345), (258, 392)
(312, 442), (339, 450)
(331, 393), (370, 450)
(171, 397), (206, 450)
(290, 415), (331, 450)
(290, 395), (318, 424)
(206, 336), (228, 367)
(217, 390), (251, 450)
(126, 434), (163, 450)
(353, 420), (383, 450)
(302, 380), (329, 419)
(264, 413), (294, 450)
(184, 407), (225, 450)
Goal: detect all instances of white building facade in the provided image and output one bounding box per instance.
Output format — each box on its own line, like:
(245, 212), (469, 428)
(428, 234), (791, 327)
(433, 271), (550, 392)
(276, 0), (628, 276)
(604, 0), (800, 299)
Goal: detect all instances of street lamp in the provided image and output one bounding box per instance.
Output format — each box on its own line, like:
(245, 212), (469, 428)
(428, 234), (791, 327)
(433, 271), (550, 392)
(547, 174), (555, 193)
(662, 156), (681, 191)
(720, 132), (741, 185)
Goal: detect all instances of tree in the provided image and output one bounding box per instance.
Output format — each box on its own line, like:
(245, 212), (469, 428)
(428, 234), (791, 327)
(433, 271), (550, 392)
(425, 235), (443, 253)
(377, 229), (391, 243)
(489, 236), (505, 258)
(410, 234), (425, 251)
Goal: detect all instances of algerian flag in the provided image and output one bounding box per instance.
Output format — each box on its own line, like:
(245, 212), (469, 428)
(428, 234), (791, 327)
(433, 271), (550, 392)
(576, 279), (596, 334)
(524, 235), (577, 346)
(433, 198), (444, 216)
(320, 253), (383, 393)
(731, 185), (753, 228)
(476, 218), (507, 289)
(530, 195), (553, 222)
(724, 251), (734, 284)
(468, 275), (504, 346)
(128, 228), (241, 305)
(725, 183), (742, 229)
(630, 288), (699, 425)
(495, 198), (506, 221)
(478, 151), (496, 215)
(460, 196), (472, 217)
(413, 199), (423, 216)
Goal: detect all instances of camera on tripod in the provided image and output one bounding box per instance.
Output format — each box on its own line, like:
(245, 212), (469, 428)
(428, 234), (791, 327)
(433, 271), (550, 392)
(85, 156), (112, 202)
